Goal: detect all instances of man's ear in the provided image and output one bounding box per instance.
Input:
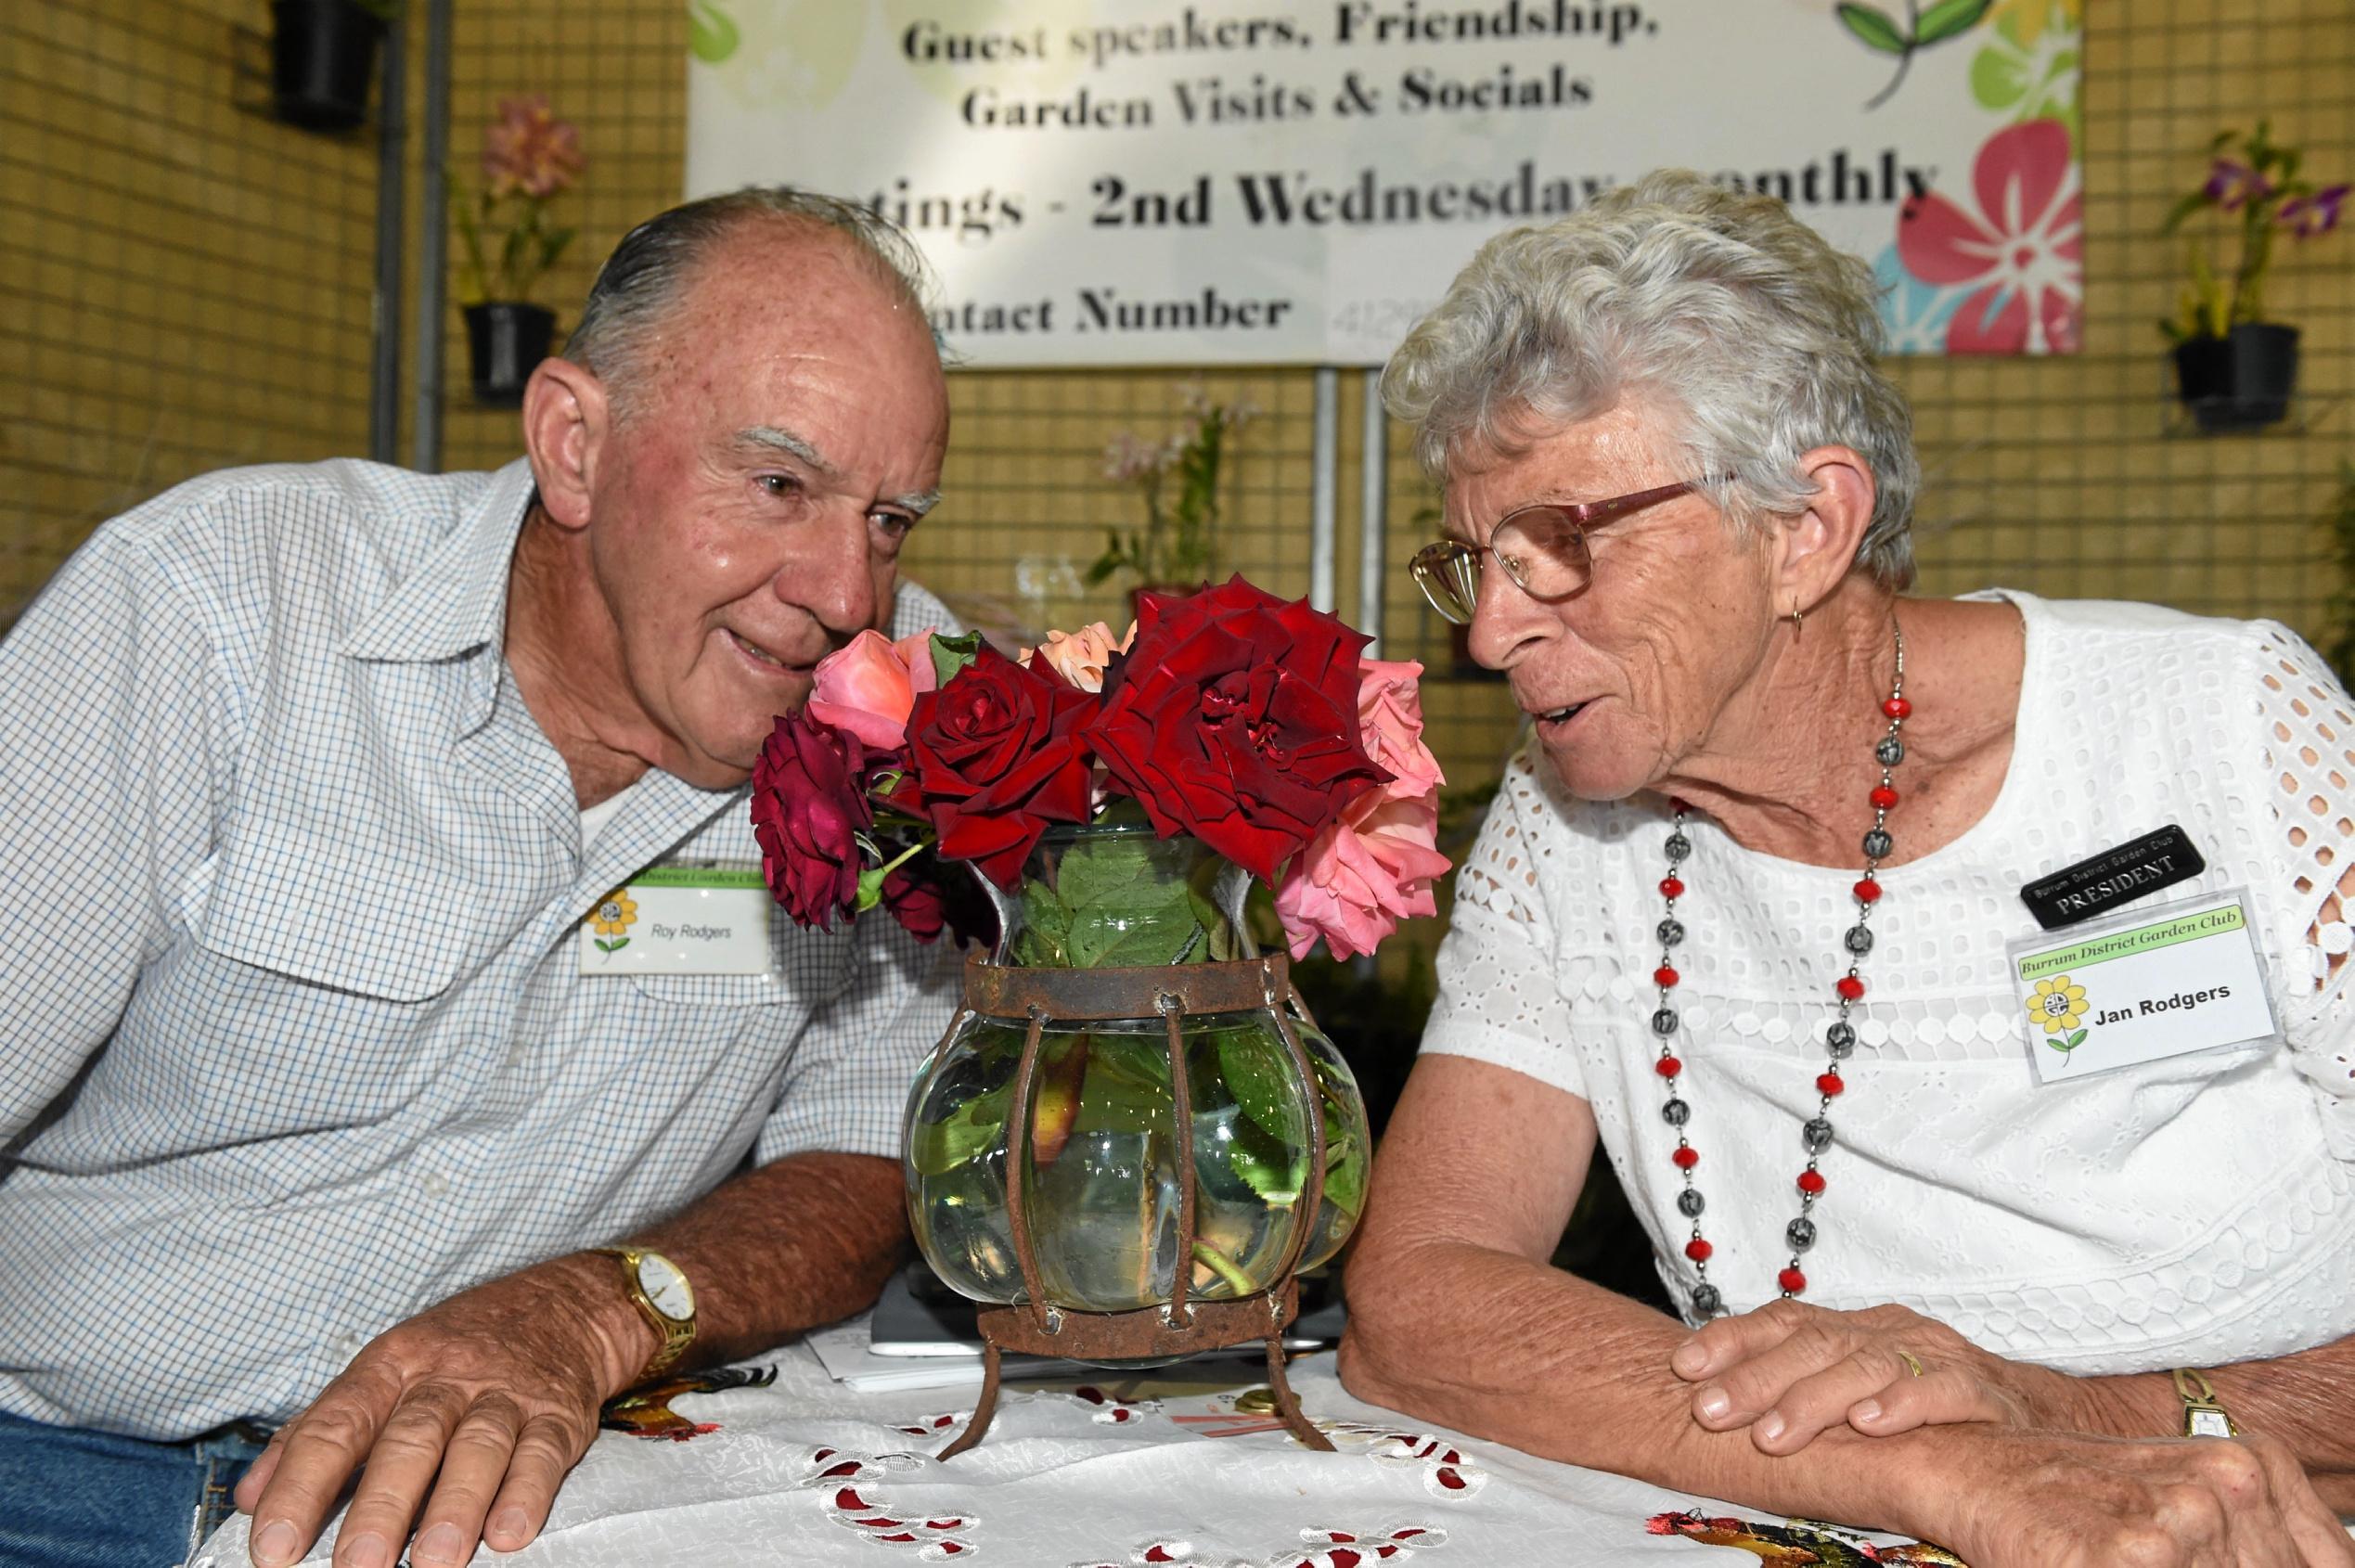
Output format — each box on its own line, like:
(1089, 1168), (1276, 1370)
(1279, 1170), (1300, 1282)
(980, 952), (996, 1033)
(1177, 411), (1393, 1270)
(1776, 445), (1879, 615)
(521, 356), (611, 533)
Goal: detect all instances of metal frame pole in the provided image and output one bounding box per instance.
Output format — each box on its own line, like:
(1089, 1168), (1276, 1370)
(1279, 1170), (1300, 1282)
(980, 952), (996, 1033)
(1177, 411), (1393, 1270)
(1309, 367), (1338, 612)
(1357, 367), (1386, 655)
(411, 0), (453, 472)
(367, 9), (406, 463)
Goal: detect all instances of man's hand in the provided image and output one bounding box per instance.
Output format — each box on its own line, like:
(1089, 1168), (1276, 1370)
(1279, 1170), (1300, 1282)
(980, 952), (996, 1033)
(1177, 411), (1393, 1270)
(1900, 1424), (2355, 1568)
(1670, 1298), (2078, 1453)
(235, 1253), (654, 1568)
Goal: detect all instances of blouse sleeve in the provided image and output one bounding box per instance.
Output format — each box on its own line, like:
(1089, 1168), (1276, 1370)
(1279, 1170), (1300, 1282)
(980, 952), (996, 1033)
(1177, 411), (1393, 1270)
(1420, 744), (1589, 1100)
(2250, 622), (2355, 1158)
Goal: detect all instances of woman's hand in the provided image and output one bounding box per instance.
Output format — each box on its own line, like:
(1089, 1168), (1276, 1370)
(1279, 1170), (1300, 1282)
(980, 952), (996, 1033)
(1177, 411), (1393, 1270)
(1901, 1424), (2355, 1568)
(1670, 1298), (2079, 1453)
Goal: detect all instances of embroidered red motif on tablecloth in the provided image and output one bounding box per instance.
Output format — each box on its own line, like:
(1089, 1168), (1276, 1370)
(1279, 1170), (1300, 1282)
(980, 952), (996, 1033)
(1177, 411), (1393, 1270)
(1316, 1423), (1486, 1498)
(790, 1445), (977, 1558)
(1070, 1523), (1446, 1568)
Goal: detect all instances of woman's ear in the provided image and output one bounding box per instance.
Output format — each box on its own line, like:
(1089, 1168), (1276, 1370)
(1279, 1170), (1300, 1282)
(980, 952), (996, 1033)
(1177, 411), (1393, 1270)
(521, 355), (611, 533)
(1778, 445), (1880, 614)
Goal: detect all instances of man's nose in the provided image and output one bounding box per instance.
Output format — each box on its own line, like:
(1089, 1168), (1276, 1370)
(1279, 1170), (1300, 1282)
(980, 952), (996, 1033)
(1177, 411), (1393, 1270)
(786, 504), (882, 636)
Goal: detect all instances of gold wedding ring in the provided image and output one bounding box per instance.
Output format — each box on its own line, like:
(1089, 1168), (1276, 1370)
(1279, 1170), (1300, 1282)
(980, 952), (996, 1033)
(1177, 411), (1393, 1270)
(1897, 1349), (1927, 1378)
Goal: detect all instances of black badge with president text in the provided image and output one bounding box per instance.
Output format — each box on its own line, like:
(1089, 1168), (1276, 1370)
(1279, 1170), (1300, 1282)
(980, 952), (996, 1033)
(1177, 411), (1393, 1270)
(2020, 825), (2207, 931)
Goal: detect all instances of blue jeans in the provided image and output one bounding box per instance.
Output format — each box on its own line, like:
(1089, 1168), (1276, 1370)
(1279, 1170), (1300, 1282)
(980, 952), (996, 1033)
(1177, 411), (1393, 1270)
(0, 1407), (269, 1568)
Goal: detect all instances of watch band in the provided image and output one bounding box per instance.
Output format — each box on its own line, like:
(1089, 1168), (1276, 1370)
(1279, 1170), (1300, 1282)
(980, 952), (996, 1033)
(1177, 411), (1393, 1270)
(2172, 1367), (2240, 1439)
(592, 1246), (697, 1384)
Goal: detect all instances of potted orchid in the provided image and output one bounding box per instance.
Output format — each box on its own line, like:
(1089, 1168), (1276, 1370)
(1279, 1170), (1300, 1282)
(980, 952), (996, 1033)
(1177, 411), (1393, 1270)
(451, 96), (583, 406)
(1088, 383), (1256, 611)
(749, 579), (1449, 1323)
(2162, 122), (2347, 431)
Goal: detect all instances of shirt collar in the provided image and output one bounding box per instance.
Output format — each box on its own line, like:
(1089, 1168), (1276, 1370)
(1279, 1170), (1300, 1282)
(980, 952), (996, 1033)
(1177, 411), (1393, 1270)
(342, 457), (538, 663)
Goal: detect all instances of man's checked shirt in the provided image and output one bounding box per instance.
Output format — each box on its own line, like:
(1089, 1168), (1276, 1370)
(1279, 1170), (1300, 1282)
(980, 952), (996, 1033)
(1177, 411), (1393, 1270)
(0, 457), (960, 1439)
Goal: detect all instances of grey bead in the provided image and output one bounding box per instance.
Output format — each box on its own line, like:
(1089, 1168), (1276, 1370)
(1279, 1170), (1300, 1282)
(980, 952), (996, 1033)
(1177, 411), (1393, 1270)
(1691, 1284), (1723, 1317)
(1657, 917), (1686, 948)
(1786, 1216), (1818, 1252)
(1677, 1189), (1706, 1218)
(1844, 924), (1874, 956)
(1652, 1007), (1680, 1035)
(1664, 831), (1692, 863)
(1862, 828), (1893, 859)
(1826, 1021), (1857, 1059)
(1662, 1098), (1691, 1127)
(1876, 736), (1905, 766)
(1802, 1116), (1834, 1153)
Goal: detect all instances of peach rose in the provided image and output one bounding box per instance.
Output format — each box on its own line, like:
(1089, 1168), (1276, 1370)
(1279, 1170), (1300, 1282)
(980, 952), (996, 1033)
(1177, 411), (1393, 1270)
(1022, 621), (1134, 693)
(805, 629), (941, 752)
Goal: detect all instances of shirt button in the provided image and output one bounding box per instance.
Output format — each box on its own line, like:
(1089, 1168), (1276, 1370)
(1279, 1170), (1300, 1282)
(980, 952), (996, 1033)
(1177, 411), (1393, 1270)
(419, 1171), (450, 1198)
(332, 1330), (368, 1361)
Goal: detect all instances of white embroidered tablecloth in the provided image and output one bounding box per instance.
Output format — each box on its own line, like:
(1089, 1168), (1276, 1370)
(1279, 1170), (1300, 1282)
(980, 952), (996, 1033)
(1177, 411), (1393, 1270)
(191, 1316), (1950, 1568)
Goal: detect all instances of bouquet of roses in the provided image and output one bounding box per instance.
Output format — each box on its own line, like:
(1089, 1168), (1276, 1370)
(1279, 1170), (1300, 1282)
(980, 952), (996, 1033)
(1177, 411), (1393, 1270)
(748, 577), (1449, 962)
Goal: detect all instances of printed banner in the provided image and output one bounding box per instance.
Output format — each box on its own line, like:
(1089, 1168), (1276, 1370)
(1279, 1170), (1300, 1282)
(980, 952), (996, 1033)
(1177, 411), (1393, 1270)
(684, 0), (2084, 365)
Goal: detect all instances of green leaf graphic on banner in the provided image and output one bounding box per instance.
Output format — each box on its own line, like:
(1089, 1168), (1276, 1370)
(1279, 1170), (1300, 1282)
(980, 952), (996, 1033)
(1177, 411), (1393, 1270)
(1837, 3), (1909, 53)
(1916, 0), (1995, 45)
(687, 1), (739, 64)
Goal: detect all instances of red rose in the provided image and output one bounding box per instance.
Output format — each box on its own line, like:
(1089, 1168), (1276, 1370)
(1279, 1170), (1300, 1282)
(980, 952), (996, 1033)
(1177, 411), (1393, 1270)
(907, 647), (1097, 890)
(1087, 577), (1387, 881)
(750, 710), (873, 930)
(881, 863), (945, 943)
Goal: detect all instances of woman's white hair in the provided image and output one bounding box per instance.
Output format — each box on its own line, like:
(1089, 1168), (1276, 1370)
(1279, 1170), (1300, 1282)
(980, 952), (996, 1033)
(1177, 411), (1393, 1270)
(1383, 169), (1920, 588)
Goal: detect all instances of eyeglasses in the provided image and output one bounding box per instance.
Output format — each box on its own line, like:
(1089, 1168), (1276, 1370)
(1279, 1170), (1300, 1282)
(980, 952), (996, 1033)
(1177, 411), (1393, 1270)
(1408, 480), (1712, 626)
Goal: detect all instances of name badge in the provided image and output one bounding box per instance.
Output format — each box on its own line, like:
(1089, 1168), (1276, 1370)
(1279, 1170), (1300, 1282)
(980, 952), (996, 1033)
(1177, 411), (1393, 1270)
(2019, 824), (2207, 930)
(580, 866), (776, 976)
(2007, 888), (2276, 1085)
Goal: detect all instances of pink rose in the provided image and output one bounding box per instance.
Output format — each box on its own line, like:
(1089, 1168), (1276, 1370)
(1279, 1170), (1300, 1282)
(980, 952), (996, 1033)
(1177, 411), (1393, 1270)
(806, 629), (941, 752)
(1273, 659), (1450, 960)
(1021, 621), (1134, 693)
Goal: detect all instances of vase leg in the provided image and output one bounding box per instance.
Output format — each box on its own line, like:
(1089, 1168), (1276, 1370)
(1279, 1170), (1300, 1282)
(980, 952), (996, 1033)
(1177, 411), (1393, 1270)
(935, 1340), (1004, 1461)
(1263, 1334), (1334, 1452)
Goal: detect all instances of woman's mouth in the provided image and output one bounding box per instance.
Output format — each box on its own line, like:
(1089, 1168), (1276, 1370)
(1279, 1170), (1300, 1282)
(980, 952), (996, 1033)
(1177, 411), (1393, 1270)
(1535, 700), (1588, 729)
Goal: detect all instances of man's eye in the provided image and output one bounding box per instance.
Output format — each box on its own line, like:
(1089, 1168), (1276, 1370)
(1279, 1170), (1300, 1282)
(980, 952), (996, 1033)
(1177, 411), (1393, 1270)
(757, 473), (801, 499)
(871, 511), (915, 544)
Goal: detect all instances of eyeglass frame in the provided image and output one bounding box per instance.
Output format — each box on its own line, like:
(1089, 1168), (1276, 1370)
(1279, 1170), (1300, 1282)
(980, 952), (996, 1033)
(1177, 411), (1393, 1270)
(1408, 478), (1718, 626)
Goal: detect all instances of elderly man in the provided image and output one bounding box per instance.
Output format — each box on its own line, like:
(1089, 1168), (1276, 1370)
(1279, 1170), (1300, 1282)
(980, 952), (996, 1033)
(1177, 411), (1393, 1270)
(0, 189), (957, 1568)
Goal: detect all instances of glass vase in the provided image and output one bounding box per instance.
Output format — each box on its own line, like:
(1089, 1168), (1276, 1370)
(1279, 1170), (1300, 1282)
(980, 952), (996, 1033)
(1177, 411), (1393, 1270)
(903, 824), (1371, 1325)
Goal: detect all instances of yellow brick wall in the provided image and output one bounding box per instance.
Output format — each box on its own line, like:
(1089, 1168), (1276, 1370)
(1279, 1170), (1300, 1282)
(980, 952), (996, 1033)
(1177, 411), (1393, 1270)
(6, 0), (2349, 811)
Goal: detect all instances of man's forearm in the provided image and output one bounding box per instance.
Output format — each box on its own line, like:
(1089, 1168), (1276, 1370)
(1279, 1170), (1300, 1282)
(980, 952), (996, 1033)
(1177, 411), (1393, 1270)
(1341, 1239), (1950, 1539)
(621, 1150), (909, 1369)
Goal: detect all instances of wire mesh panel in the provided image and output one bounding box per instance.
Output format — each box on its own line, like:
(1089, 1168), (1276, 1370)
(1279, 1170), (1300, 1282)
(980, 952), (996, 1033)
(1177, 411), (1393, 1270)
(0, 0), (381, 623)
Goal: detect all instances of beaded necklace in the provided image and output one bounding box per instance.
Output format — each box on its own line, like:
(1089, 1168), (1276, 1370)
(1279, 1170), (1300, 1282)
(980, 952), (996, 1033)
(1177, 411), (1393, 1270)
(1649, 622), (1909, 1318)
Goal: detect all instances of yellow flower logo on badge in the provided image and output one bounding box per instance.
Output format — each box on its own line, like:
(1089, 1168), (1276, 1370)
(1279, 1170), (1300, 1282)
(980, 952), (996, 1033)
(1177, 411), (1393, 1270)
(2028, 973), (2090, 1054)
(591, 889), (637, 954)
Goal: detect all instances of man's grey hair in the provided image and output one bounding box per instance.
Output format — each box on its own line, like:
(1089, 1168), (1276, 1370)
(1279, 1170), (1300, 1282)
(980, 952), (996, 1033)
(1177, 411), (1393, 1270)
(566, 186), (938, 418)
(1382, 169), (1920, 589)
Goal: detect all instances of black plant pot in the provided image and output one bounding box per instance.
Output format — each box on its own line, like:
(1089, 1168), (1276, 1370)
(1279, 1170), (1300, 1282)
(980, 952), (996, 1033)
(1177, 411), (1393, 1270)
(464, 302), (556, 407)
(2174, 323), (2300, 433)
(270, 0), (382, 133)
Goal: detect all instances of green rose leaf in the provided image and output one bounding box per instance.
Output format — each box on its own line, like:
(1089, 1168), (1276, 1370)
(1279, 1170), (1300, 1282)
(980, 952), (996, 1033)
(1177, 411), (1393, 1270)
(1915, 0), (1994, 45)
(1216, 1026), (1304, 1146)
(1321, 1132), (1366, 1217)
(929, 630), (984, 688)
(1227, 1114), (1306, 1205)
(910, 1084), (1009, 1175)
(1837, 3), (1910, 54)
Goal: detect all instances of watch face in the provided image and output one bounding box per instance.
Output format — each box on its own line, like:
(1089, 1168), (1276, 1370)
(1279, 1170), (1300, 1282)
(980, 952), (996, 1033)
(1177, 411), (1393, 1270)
(635, 1253), (694, 1322)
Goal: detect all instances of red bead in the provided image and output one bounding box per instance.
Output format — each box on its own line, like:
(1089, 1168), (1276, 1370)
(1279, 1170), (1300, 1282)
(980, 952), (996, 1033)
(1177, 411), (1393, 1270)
(1668, 796), (1691, 815)
(1671, 1146), (1700, 1170)
(1817, 1072), (1846, 1097)
(1778, 1266), (1808, 1295)
(1835, 975), (1866, 1001)
(1870, 785), (1898, 810)
(1796, 1169), (1827, 1195)
(1660, 876), (1685, 899)
(1882, 696), (1911, 719)
(1654, 965), (1679, 988)
(1655, 1055), (1682, 1078)
(1685, 1238), (1713, 1262)
(1853, 879), (1882, 904)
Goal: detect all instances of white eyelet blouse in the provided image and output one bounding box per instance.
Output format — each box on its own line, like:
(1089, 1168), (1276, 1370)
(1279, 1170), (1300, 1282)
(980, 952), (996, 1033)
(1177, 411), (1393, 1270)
(1422, 590), (2355, 1376)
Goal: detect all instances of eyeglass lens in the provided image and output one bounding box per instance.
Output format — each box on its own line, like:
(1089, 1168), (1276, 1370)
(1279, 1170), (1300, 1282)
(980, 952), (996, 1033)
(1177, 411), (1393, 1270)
(1414, 508), (1592, 623)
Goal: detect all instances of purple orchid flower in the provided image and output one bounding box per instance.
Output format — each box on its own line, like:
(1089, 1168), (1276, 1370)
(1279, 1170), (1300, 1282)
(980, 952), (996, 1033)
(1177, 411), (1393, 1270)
(2204, 157), (2273, 212)
(2279, 184), (2349, 238)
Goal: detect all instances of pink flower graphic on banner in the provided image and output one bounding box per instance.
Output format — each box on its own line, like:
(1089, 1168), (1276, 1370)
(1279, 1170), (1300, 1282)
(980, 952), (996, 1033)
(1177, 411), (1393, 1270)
(1897, 119), (2082, 354)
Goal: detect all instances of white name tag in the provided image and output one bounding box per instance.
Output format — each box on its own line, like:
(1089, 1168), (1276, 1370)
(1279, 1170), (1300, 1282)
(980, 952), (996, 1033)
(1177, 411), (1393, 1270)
(2008, 888), (2277, 1084)
(579, 866), (775, 976)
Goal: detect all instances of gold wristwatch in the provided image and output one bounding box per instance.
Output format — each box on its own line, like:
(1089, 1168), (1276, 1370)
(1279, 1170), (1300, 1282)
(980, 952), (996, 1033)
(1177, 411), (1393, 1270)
(592, 1246), (697, 1383)
(2173, 1367), (2241, 1439)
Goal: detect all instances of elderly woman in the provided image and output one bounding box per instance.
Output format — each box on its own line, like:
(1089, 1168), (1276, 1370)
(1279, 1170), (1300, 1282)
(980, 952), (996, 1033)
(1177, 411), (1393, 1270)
(1340, 170), (2355, 1568)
